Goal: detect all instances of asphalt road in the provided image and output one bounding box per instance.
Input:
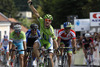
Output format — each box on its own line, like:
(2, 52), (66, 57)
(0, 62), (99, 67)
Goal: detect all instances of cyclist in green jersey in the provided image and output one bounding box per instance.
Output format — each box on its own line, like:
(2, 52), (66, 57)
(10, 24), (27, 67)
(28, 0), (58, 67)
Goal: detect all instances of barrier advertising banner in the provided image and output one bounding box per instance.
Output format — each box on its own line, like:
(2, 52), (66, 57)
(74, 19), (90, 31)
(90, 12), (100, 26)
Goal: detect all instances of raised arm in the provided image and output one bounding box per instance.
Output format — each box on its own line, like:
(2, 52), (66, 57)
(28, 0), (40, 18)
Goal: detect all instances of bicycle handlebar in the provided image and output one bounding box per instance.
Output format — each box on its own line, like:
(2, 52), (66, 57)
(59, 47), (73, 49)
(10, 49), (27, 52)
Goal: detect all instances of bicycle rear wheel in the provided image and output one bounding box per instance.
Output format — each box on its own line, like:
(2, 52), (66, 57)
(53, 54), (58, 67)
(27, 57), (33, 67)
(3, 54), (7, 64)
(87, 54), (93, 67)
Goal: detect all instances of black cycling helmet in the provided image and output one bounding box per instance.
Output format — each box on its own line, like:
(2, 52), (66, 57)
(30, 23), (38, 30)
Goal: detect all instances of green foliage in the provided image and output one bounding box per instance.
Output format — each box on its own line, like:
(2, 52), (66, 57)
(32, 5), (44, 28)
(19, 18), (31, 29)
(0, 0), (18, 17)
(39, 0), (100, 28)
(1, 0), (100, 29)
(14, 0), (39, 11)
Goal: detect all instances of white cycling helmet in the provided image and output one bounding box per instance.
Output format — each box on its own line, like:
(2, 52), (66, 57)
(13, 24), (21, 31)
(85, 33), (91, 37)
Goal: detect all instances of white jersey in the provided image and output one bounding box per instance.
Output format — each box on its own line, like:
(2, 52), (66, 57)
(1, 39), (9, 46)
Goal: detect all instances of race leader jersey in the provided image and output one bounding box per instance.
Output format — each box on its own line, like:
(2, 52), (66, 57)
(38, 17), (55, 40)
(58, 29), (76, 40)
(26, 29), (40, 47)
(10, 31), (26, 43)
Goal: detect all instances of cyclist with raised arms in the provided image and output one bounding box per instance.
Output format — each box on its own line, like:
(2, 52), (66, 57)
(10, 24), (27, 67)
(25, 23), (40, 67)
(0, 35), (10, 66)
(82, 33), (95, 64)
(57, 22), (76, 67)
(28, 0), (58, 67)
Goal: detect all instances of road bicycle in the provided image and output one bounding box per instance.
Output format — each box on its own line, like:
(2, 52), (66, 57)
(59, 47), (73, 67)
(86, 48), (94, 67)
(27, 47), (33, 67)
(10, 49), (26, 67)
(37, 48), (55, 67)
(2, 46), (8, 67)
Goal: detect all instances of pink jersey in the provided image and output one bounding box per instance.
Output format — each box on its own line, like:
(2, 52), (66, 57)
(58, 29), (76, 40)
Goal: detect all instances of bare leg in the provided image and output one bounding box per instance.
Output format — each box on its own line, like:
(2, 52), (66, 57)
(67, 53), (72, 67)
(33, 42), (40, 59)
(19, 54), (24, 67)
(49, 53), (54, 67)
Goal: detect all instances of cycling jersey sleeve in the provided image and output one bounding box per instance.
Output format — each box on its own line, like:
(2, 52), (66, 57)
(22, 31), (26, 41)
(90, 38), (93, 43)
(70, 30), (76, 39)
(50, 26), (56, 39)
(25, 29), (31, 42)
(58, 29), (64, 39)
(58, 34), (61, 39)
(37, 29), (40, 37)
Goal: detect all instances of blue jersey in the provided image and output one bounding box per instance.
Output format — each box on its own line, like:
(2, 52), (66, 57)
(26, 29), (40, 42)
(26, 29), (40, 47)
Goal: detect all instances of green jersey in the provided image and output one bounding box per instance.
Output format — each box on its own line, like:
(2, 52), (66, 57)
(10, 31), (26, 43)
(38, 17), (55, 40)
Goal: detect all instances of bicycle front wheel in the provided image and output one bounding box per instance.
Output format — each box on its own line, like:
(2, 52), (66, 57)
(61, 55), (67, 67)
(48, 58), (52, 67)
(13, 57), (20, 67)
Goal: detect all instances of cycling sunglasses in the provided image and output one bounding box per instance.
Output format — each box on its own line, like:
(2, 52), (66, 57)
(64, 27), (71, 30)
(15, 30), (20, 33)
(45, 19), (51, 22)
(31, 29), (37, 31)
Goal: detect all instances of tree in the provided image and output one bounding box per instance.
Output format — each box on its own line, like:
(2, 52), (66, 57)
(82, 0), (100, 18)
(0, 0), (18, 17)
(19, 18), (31, 29)
(39, 0), (89, 28)
(14, 0), (39, 11)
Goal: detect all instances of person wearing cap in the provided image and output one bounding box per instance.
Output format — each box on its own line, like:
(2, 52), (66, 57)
(0, 35), (10, 66)
(10, 24), (26, 67)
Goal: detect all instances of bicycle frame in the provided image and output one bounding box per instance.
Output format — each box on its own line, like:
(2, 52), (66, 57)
(11, 49), (26, 67)
(13, 50), (20, 67)
(27, 47), (33, 67)
(60, 47), (73, 67)
(3, 47), (7, 66)
(38, 48), (55, 67)
(86, 48), (94, 67)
